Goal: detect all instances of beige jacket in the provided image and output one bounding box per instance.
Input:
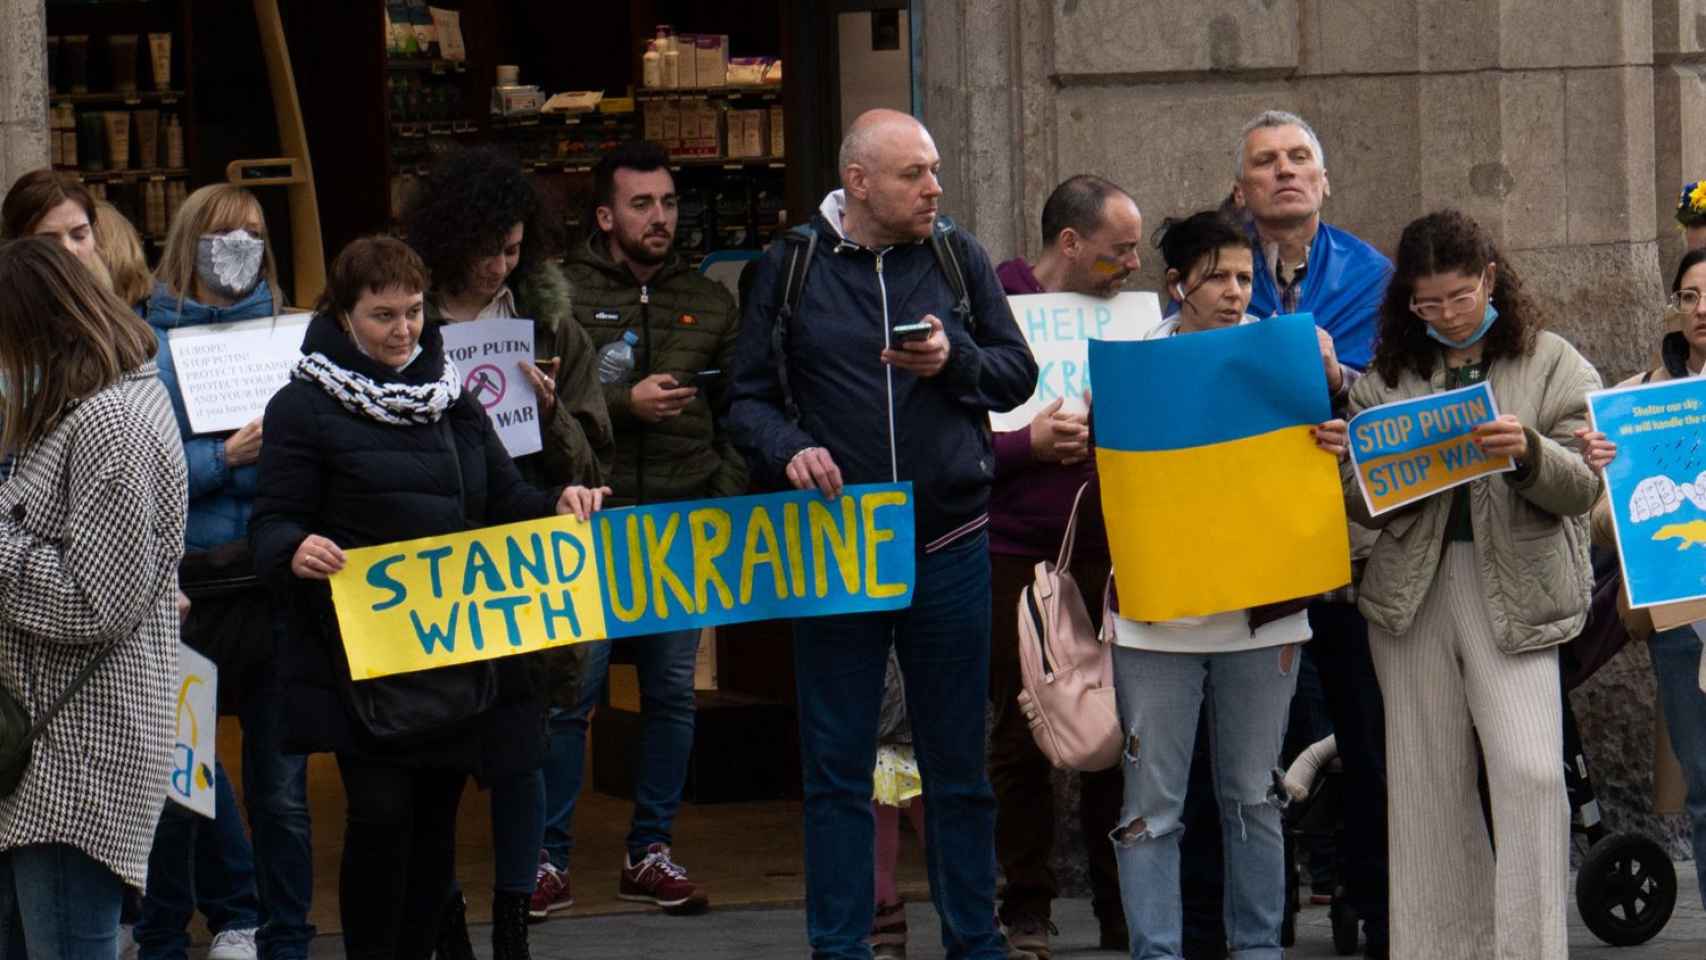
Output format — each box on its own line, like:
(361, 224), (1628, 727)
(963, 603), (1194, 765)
(1344, 331), (1603, 653)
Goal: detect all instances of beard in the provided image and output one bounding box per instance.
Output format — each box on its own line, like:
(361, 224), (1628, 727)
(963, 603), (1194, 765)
(612, 227), (673, 266)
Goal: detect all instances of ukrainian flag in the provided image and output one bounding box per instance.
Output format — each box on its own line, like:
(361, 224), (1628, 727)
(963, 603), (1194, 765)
(1089, 314), (1350, 622)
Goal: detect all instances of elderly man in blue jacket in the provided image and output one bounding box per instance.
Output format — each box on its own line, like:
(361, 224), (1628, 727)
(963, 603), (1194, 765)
(728, 108), (1037, 960)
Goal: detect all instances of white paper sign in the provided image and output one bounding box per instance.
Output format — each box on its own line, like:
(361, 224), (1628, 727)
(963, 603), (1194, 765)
(991, 292), (1160, 433)
(440, 318), (543, 458)
(167, 314), (312, 435)
(168, 643), (218, 818)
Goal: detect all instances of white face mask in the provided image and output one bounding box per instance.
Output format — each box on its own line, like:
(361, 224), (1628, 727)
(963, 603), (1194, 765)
(195, 230), (265, 302)
(344, 319), (424, 371)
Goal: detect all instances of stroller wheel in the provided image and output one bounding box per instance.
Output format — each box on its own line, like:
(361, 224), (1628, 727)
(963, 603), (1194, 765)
(1330, 897), (1359, 956)
(1576, 832), (1677, 946)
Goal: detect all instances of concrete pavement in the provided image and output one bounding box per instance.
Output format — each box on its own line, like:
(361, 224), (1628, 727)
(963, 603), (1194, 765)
(291, 867), (1702, 958)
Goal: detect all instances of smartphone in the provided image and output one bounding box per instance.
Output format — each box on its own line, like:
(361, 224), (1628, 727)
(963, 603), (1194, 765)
(671, 369), (723, 390)
(891, 321), (933, 344)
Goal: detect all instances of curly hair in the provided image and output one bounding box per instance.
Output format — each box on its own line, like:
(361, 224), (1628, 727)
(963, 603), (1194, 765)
(402, 146), (558, 299)
(1371, 209), (1544, 386)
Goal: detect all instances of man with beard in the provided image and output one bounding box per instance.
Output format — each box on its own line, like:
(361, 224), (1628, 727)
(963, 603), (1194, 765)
(550, 139), (747, 916)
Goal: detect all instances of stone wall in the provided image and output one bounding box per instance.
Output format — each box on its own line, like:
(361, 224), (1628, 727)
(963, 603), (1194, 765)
(924, 0), (1701, 881)
(0, 0), (48, 193)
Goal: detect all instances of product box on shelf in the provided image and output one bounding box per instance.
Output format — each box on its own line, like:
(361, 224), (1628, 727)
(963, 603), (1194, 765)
(696, 35), (728, 88)
(769, 105), (785, 157)
(675, 33), (698, 88)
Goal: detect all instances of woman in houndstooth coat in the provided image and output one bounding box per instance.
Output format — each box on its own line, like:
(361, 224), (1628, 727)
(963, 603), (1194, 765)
(0, 237), (187, 959)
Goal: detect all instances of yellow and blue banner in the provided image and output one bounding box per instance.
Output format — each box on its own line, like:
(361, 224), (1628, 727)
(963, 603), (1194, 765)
(1347, 382), (1513, 516)
(329, 484), (915, 679)
(1589, 379), (1706, 609)
(1088, 314), (1349, 621)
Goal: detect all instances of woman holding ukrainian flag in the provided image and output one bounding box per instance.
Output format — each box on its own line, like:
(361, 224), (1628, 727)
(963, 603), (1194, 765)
(1105, 209), (1349, 960)
(1341, 209), (1601, 960)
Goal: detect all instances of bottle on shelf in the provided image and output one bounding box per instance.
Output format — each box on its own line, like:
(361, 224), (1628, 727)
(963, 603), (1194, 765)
(662, 43), (680, 88)
(642, 40), (661, 89)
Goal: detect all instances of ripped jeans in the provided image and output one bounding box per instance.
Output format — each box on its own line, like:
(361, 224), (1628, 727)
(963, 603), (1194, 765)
(1109, 643), (1298, 960)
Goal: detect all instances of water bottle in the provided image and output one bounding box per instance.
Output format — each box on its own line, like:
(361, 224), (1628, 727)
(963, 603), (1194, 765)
(597, 330), (639, 385)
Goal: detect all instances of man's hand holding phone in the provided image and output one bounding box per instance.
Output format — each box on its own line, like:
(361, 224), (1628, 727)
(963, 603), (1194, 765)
(881, 314), (951, 378)
(631, 373), (698, 423)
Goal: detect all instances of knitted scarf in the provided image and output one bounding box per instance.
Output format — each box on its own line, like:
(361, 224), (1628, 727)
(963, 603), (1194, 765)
(293, 351), (461, 425)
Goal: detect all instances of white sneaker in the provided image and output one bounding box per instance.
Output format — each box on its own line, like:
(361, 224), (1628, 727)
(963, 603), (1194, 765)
(207, 926), (259, 960)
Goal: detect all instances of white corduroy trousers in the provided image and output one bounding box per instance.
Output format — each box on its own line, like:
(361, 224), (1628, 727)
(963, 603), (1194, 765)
(1369, 543), (1569, 960)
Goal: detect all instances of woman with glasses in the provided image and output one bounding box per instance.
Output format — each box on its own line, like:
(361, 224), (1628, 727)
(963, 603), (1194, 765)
(1575, 246), (1706, 914)
(1337, 210), (1600, 960)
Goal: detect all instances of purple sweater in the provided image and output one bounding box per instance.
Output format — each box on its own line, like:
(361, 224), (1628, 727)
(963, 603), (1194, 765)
(989, 259), (1108, 561)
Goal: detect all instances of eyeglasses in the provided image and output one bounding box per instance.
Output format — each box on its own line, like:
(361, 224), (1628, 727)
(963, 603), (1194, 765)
(1669, 289), (1703, 312)
(1410, 270), (1490, 322)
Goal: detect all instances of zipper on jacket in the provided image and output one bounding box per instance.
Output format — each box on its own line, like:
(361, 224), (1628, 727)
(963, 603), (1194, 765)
(874, 253), (899, 483)
(637, 284), (650, 505)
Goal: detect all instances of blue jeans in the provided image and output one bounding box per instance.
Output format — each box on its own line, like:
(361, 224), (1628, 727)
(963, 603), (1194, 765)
(488, 767), (546, 895)
(793, 532), (1001, 960)
(0, 844), (124, 960)
(137, 763), (261, 960)
(239, 662), (315, 959)
(1651, 626), (1706, 907)
(542, 629), (699, 867)
(1111, 643), (1299, 960)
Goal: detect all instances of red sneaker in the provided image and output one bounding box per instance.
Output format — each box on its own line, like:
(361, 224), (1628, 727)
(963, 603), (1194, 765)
(528, 851), (573, 921)
(618, 844), (709, 914)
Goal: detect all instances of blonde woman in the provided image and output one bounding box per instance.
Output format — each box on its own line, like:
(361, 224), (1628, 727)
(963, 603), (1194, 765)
(91, 201), (154, 311)
(0, 237), (186, 960)
(139, 184), (305, 960)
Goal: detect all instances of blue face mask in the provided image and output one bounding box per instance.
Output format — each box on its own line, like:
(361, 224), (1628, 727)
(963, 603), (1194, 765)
(1426, 302), (1499, 349)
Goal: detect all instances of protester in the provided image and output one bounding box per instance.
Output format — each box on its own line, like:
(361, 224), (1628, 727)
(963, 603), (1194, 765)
(1679, 181), (1706, 252)
(727, 108), (1038, 959)
(544, 140), (747, 917)
(248, 236), (607, 960)
(1105, 209), (1347, 960)
(1577, 246), (1706, 912)
(0, 237), (187, 960)
(1341, 209), (1599, 960)
(91, 201), (154, 310)
(990, 174), (1138, 957)
(403, 145), (611, 951)
(1230, 108), (1392, 958)
(1, 169), (109, 286)
(143, 183), (304, 960)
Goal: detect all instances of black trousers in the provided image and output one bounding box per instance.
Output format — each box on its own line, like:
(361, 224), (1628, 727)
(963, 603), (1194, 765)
(336, 756), (467, 960)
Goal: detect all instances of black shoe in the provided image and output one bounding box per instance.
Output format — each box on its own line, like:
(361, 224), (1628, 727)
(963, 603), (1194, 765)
(1363, 941), (1388, 960)
(493, 891), (533, 960)
(1182, 938), (1226, 960)
(434, 894), (477, 960)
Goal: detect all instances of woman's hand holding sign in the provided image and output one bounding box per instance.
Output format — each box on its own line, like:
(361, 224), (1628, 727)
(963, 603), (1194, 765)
(292, 534), (347, 580)
(556, 485), (612, 522)
(1473, 414), (1528, 463)
(1573, 427), (1617, 474)
(1312, 418), (1349, 460)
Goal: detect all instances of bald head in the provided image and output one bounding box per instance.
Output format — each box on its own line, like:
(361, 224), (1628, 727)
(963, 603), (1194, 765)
(835, 109), (944, 247)
(838, 109), (932, 180)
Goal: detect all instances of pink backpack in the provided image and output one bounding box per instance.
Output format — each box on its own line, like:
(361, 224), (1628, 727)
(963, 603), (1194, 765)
(1014, 483), (1122, 772)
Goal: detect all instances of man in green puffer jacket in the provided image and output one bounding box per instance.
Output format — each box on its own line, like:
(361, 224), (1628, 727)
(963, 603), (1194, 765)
(565, 146), (747, 507)
(546, 140), (747, 917)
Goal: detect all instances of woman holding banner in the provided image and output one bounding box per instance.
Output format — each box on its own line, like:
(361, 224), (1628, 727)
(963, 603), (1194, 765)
(0, 237), (185, 959)
(250, 236), (606, 960)
(1342, 209), (1600, 960)
(137, 181), (286, 960)
(1576, 246), (1706, 912)
(1106, 209), (1348, 960)
(403, 148), (612, 945)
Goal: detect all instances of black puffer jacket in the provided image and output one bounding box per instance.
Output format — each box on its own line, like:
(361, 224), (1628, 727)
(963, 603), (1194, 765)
(250, 312), (561, 774)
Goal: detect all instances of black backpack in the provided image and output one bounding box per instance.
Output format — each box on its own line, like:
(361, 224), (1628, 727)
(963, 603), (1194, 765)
(769, 215), (975, 422)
